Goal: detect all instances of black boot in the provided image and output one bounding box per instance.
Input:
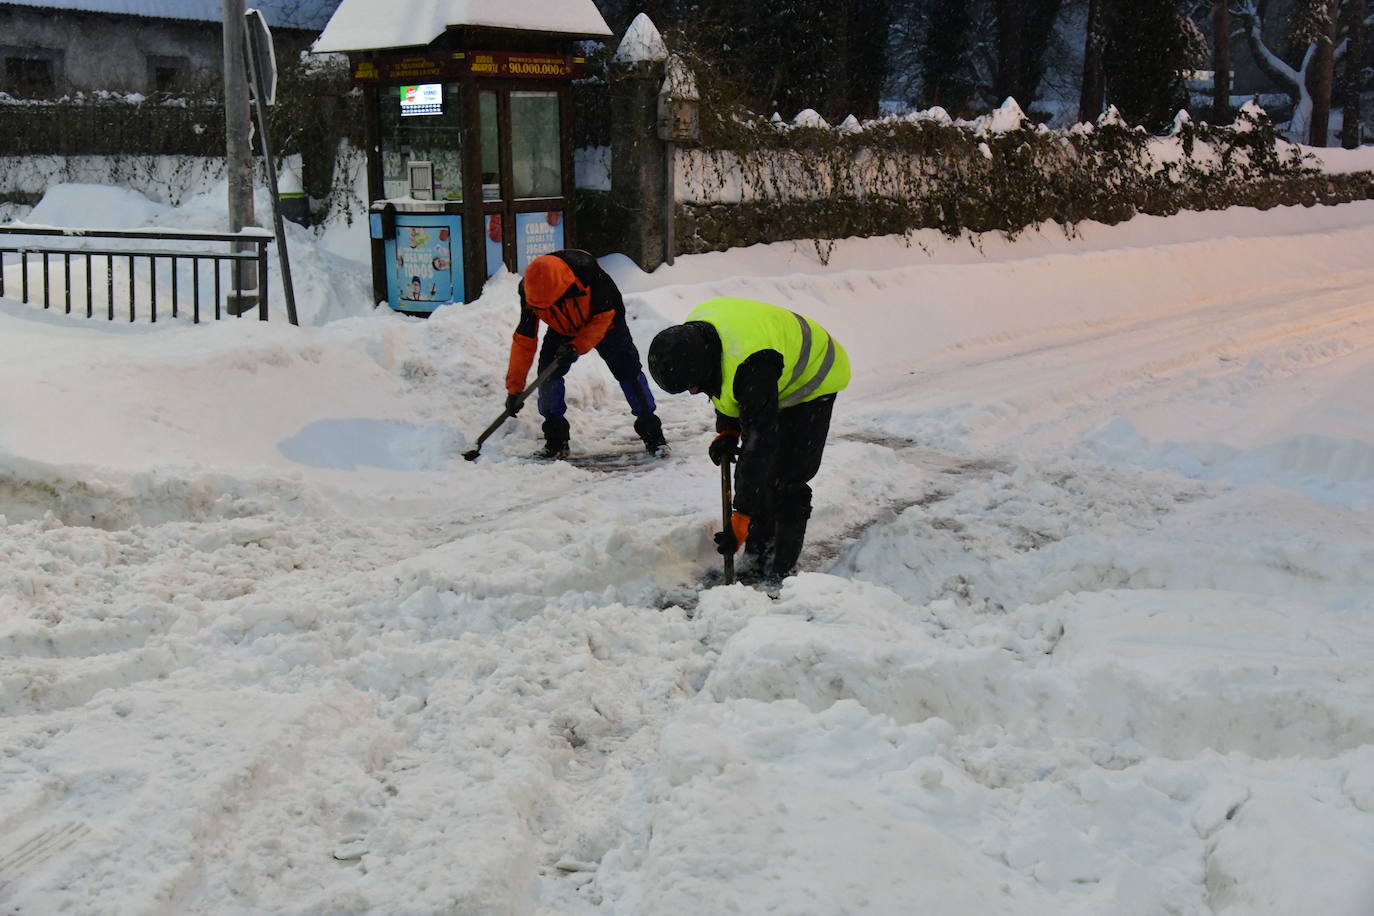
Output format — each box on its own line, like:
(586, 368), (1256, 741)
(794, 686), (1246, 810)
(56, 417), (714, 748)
(767, 490), (812, 581)
(736, 512), (774, 583)
(540, 416), (570, 459)
(634, 414), (670, 456)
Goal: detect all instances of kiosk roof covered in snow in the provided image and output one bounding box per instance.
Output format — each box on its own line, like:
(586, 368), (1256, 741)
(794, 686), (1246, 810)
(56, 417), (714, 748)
(314, 0), (611, 53)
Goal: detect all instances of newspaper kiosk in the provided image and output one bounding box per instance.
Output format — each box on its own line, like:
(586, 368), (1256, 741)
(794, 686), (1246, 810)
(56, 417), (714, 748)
(314, 1), (611, 313)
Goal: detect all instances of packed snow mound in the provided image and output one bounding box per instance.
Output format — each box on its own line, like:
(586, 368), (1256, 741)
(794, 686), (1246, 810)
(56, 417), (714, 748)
(24, 183), (170, 230)
(3, 188), (1374, 914)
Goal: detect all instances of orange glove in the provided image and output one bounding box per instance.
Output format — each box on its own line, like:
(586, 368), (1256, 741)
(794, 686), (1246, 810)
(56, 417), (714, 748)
(715, 511), (750, 555)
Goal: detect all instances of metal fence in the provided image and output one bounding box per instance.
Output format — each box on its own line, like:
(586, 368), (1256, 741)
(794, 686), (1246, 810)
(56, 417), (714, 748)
(0, 226), (272, 323)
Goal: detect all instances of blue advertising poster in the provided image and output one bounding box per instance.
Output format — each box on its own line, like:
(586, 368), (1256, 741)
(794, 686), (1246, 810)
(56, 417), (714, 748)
(485, 213), (504, 278)
(515, 211), (565, 273)
(374, 214), (463, 313)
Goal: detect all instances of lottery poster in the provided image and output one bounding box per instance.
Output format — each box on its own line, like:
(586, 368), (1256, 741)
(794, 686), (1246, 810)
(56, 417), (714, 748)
(515, 211), (564, 273)
(485, 213), (505, 278)
(375, 214), (463, 312)
(395, 223), (455, 305)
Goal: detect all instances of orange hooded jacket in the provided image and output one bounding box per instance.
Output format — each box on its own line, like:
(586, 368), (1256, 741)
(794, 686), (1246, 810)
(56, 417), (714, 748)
(505, 250), (621, 394)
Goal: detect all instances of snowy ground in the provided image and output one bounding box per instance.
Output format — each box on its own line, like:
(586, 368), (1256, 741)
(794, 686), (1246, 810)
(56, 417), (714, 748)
(2, 182), (1374, 915)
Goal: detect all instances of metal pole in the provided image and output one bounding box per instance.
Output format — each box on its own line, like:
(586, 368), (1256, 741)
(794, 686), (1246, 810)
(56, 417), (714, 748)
(244, 16), (299, 326)
(222, 0), (257, 312)
(256, 239), (270, 320)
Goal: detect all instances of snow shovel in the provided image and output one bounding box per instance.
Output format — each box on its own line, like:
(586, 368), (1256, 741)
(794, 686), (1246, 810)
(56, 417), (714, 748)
(462, 359), (564, 461)
(720, 455), (735, 585)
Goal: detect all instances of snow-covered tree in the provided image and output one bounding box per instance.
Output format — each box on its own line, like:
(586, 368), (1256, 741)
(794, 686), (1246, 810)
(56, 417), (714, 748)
(1232, 0), (1370, 145)
(891, 0), (1067, 118)
(620, 0), (891, 121)
(920, 0), (980, 113)
(1213, 0), (1234, 122)
(992, 0), (1066, 111)
(1341, 0), (1367, 146)
(1102, 0), (1202, 132)
(1079, 0), (1108, 121)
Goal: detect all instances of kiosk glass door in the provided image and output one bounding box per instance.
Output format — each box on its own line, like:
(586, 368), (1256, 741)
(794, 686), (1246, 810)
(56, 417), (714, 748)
(479, 86), (568, 279)
(510, 91), (560, 198)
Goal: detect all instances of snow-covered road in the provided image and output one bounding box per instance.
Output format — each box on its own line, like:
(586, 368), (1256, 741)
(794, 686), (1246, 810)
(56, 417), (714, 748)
(2, 196), (1373, 914)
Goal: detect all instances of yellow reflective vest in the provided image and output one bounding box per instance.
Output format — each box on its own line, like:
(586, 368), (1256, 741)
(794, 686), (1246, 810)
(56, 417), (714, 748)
(686, 297), (850, 418)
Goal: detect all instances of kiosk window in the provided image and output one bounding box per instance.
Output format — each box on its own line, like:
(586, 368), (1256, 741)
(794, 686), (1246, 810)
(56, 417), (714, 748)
(510, 91), (561, 199)
(379, 82), (463, 201)
(480, 90), (501, 201)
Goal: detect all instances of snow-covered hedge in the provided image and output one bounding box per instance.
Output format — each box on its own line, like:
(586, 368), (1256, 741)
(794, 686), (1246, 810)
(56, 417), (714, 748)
(673, 98), (1374, 259)
(0, 145), (368, 231)
(0, 154), (225, 208)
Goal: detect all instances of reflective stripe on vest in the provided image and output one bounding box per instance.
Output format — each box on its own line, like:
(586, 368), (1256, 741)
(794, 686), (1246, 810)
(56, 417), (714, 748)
(778, 311), (838, 408)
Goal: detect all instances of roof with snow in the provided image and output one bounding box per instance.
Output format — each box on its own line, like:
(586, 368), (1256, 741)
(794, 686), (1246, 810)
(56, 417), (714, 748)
(314, 0), (611, 53)
(0, 0), (340, 30)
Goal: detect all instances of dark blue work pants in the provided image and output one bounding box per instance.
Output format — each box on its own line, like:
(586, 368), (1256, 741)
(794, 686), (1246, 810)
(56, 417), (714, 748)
(536, 313), (657, 445)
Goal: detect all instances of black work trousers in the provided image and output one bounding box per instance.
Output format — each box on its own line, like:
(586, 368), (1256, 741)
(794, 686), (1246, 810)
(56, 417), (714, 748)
(743, 393), (836, 579)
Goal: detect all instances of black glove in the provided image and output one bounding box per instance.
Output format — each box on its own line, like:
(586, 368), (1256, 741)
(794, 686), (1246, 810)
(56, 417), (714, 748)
(505, 392), (524, 416)
(714, 511), (750, 556)
(708, 431), (740, 466)
(555, 342), (579, 367)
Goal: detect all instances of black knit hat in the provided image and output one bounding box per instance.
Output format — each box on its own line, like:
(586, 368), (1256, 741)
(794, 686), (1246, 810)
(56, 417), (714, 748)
(648, 321), (720, 394)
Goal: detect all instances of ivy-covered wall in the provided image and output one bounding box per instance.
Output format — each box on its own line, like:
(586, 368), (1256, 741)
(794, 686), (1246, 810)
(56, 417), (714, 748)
(0, 55), (363, 218)
(6, 57), (1373, 263)
(671, 104), (1374, 261)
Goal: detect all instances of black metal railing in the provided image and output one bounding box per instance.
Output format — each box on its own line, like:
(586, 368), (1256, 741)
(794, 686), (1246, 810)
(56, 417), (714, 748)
(0, 226), (273, 323)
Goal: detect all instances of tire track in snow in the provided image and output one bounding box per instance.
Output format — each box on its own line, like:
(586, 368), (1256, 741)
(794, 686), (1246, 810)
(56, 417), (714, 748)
(876, 272), (1374, 452)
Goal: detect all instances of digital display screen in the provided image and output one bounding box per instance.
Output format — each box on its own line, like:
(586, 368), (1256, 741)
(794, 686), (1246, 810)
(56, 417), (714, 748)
(400, 83), (443, 117)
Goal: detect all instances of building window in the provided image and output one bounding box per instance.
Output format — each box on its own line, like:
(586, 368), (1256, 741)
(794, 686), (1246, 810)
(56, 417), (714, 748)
(1, 48), (62, 97)
(147, 55), (191, 95)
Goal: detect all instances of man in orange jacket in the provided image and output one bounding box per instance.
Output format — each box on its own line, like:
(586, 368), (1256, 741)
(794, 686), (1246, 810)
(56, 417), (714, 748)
(505, 250), (668, 459)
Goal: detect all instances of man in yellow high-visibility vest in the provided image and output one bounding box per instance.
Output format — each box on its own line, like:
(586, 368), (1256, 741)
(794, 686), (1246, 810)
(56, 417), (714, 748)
(648, 297), (850, 583)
